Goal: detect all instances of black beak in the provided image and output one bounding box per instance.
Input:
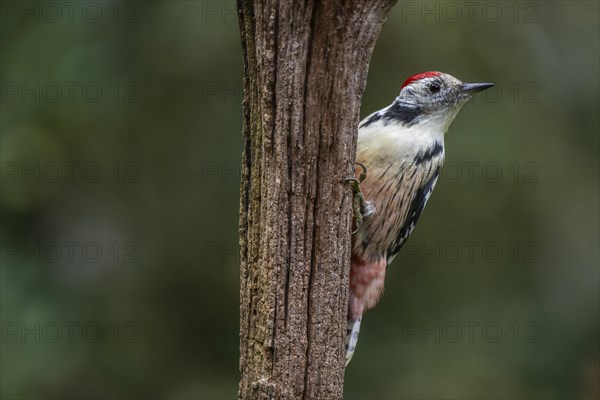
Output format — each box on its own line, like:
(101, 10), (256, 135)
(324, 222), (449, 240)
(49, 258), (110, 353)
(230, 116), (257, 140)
(460, 82), (494, 94)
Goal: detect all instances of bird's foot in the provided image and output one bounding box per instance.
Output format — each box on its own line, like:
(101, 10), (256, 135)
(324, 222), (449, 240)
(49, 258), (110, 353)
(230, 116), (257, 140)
(343, 162), (374, 234)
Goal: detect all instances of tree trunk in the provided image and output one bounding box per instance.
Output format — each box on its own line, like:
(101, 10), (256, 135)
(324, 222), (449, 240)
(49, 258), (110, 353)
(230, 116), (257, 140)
(238, 1), (396, 398)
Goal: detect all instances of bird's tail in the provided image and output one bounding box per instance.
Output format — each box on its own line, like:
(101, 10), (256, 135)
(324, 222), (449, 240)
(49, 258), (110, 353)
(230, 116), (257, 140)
(345, 317), (362, 367)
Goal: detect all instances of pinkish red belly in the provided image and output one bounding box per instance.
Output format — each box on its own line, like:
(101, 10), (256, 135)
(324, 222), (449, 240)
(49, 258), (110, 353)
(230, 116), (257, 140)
(348, 256), (387, 319)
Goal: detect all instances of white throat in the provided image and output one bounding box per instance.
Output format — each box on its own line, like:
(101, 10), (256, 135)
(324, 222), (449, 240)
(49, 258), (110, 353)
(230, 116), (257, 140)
(357, 111), (447, 162)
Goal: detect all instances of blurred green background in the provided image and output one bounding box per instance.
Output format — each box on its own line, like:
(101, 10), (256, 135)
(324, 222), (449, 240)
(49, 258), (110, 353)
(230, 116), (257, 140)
(1, 1), (598, 399)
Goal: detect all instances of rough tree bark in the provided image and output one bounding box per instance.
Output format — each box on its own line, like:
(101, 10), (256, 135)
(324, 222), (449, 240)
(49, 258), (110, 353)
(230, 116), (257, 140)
(238, 1), (396, 398)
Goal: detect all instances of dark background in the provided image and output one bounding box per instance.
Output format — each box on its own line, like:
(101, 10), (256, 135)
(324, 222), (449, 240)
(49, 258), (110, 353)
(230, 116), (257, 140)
(1, 1), (598, 399)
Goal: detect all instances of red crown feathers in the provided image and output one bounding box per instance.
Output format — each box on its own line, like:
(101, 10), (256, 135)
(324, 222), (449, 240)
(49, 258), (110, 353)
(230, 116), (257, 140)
(401, 71), (442, 89)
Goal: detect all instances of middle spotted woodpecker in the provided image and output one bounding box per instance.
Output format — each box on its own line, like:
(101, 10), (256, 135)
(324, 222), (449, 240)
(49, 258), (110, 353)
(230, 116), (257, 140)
(345, 71), (493, 366)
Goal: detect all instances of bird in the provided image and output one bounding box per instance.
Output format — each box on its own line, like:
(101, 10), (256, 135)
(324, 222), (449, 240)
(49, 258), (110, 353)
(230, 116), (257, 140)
(345, 71), (493, 366)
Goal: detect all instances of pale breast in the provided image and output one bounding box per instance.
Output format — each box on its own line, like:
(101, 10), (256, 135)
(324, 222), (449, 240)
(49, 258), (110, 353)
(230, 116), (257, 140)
(352, 152), (444, 265)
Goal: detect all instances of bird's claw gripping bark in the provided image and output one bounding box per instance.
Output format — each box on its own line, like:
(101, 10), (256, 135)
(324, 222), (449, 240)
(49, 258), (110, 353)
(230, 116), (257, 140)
(343, 162), (374, 234)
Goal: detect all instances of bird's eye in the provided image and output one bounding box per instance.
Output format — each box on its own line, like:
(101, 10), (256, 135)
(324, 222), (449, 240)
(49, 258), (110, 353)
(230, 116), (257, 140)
(428, 83), (441, 94)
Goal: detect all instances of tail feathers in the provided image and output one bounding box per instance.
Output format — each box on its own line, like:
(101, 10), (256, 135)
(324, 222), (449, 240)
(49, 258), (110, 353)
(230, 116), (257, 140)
(345, 317), (362, 367)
